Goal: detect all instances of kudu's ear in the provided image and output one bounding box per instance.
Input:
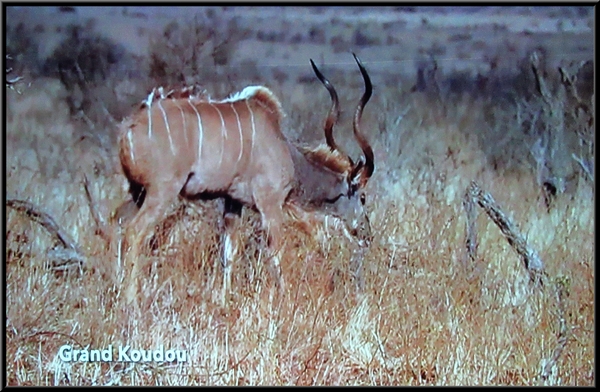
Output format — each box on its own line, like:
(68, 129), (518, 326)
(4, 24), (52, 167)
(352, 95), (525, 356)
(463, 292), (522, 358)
(349, 159), (370, 192)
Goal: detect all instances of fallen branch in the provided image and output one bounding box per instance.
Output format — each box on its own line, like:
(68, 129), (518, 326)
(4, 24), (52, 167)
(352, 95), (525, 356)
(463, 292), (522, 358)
(6, 198), (85, 271)
(463, 181), (544, 285)
(463, 182), (571, 381)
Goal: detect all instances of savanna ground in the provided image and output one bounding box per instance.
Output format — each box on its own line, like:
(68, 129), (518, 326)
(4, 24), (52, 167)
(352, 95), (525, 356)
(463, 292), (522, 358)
(4, 6), (594, 386)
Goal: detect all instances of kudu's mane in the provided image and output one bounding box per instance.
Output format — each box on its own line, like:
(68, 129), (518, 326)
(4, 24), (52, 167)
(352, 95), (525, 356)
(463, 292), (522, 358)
(300, 144), (352, 174)
(137, 86), (207, 109)
(139, 85), (282, 111)
(135, 85), (286, 130)
(224, 86), (285, 129)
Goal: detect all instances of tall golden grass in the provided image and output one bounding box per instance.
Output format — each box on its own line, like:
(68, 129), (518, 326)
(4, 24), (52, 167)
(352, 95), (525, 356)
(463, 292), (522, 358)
(5, 64), (594, 386)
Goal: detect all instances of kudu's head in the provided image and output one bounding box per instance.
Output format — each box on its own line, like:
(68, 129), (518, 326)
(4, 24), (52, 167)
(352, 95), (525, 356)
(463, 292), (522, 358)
(308, 53), (375, 245)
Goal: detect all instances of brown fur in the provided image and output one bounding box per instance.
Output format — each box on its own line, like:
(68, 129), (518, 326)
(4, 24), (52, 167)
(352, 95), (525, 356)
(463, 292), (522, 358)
(301, 144), (353, 174)
(246, 87), (285, 129)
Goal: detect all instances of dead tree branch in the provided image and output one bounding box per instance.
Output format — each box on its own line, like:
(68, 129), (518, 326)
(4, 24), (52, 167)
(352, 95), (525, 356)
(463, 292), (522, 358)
(528, 51), (569, 211)
(464, 182), (571, 381)
(463, 181), (545, 285)
(6, 198), (85, 271)
(558, 64), (592, 116)
(73, 61), (118, 128)
(530, 51), (553, 106)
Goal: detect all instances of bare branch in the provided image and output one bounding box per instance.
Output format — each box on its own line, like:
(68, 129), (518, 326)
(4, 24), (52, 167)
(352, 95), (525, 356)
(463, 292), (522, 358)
(571, 154), (594, 184)
(530, 51), (552, 105)
(73, 61), (118, 127)
(7, 199), (79, 250)
(559, 63), (591, 116)
(464, 182), (545, 285)
(529, 137), (548, 187)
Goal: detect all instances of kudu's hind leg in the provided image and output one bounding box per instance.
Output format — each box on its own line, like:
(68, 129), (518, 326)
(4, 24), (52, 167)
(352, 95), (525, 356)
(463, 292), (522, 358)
(219, 196), (243, 304)
(123, 181), (183, 306)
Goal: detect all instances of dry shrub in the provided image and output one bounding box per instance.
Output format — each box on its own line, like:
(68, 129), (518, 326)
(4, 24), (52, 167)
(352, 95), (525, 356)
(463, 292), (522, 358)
(308, 26), (326, 44)
(330, 34), (351, 54)
(5, 22), (40, 76)
(406, 51), (593, 206)
(4, 18), (594, 385)
(40, 23), (143, 153)
(6, 87), (594, 385)
(147, 15), (249, 89)
(43, 24), (129, 111)
(352, 28), (381, 47)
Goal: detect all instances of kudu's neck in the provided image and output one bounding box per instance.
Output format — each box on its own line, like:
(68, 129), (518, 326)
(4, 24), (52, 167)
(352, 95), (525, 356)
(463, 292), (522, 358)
(287, 142), (348, 208)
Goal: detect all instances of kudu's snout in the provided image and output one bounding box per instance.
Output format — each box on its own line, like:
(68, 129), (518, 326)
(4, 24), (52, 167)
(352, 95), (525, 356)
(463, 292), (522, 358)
(349, 214), (372, 247)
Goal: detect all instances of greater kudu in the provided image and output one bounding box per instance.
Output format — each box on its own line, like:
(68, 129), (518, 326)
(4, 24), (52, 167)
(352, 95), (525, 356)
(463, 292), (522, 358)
(117, 53), (374, 304)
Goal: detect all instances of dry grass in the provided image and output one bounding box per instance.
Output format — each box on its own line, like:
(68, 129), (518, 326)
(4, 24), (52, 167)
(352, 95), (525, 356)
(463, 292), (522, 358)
(5, 55), (594, 386)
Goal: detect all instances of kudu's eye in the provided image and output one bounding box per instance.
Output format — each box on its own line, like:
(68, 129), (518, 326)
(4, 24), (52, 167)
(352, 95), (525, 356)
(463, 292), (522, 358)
(360, 193), (366, 205)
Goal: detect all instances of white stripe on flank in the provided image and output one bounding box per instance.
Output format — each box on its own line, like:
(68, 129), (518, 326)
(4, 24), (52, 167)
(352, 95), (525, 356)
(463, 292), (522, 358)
(173, 100), (188, 145)
(211, 104), (227, 168)
(144, 88), (156, 107)
(127, 128), (135, 165)
(146, 93), (154, 138)
(230, 103), (244, 167)
(157, 100), (176, 155)
(245, 100), (256, 163)
(223, 232), (235, 267)
(188, 99), (203, 162)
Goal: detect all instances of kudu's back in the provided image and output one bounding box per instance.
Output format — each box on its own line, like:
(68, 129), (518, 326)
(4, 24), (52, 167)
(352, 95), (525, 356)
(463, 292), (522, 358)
(118, 86), (293, 205)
